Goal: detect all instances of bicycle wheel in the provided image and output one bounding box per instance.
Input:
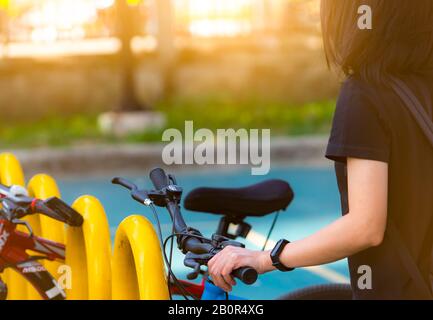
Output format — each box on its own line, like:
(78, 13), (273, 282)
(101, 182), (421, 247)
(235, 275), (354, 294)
(277, 284), (353, 300)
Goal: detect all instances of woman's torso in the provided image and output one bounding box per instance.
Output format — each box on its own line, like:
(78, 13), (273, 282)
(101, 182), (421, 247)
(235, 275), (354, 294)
(330, 74), (433, 299)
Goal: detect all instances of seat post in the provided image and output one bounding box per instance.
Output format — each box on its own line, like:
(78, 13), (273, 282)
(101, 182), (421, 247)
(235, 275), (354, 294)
(216, 215), (252, 240)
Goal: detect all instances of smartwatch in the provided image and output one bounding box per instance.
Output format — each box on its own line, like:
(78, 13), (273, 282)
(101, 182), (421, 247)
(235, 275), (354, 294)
(270, 239), (294, 272)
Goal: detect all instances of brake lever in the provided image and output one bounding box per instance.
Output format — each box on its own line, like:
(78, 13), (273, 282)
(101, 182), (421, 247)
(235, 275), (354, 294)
(0, 198), (29, 221)
(182, 234), (245, 279)
(11, 219), (34, 237)
(168, 174), (177, 185)
(184, 252), (214, 280)
(185, 262), (201, 280)
(211, 234), (245, 250)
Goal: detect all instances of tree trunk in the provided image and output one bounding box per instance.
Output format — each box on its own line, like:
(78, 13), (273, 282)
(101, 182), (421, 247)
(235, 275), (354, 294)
(0, 8), (9, 59)
(156, 0), (176, 99)
(116, 0), (149, 111)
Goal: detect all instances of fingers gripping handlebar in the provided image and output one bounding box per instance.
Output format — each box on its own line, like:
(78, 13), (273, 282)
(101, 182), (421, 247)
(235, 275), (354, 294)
(113, 168), (259, 286)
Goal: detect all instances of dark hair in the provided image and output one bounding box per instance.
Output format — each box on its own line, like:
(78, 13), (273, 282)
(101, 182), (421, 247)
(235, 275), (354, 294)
(321, 0), (433, 82)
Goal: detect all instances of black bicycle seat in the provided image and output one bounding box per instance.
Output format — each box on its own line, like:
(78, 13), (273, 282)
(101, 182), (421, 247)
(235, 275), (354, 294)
(184, 180), (294, 219)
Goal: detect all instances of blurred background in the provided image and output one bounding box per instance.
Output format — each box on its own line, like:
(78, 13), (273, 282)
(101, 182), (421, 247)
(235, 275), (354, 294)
(0, 1), (350, 297)
(0, 0), (340, 148)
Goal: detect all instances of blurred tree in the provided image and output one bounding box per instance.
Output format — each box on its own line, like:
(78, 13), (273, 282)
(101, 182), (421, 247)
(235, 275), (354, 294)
(115, 0), (149, 111)
(0, 0), (9, 58)
(285, 0), (321, 35)
(156, 0), (176, 98)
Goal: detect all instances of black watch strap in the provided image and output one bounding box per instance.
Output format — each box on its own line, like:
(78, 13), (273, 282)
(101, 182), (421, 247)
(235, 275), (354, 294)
(270, 239), (294, 272)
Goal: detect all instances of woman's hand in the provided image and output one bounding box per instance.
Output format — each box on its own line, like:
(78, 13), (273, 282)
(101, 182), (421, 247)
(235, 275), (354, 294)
(207, 246), (273, 292)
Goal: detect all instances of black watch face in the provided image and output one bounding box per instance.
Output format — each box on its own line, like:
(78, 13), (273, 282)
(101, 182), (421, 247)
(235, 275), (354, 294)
(271, 244), (280, 257)
(271, 239), (285, 258)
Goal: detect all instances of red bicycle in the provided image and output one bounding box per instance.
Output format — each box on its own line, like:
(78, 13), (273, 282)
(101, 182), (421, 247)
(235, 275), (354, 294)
(0, 183), (83, 300)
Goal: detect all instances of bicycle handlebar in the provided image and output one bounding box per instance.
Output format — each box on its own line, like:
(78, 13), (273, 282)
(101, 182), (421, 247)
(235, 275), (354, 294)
(32, 198), (83, 227)
(0, 183), (83, 227)
(149, 168), (170, 190)
(148, 168), (258, 286)
(112, 170), (258, 285)
(32, 200), (65, 224)
(112, 177), (137, 191)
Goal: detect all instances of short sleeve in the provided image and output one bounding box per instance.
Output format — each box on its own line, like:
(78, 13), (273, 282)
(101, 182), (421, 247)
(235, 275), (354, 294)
(326, 79), (391, 163)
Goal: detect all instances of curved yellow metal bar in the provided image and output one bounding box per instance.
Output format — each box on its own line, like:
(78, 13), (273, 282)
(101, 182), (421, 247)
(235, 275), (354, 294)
(27, 174), (65, 300)
(0, 153), (33, 300)
(0, 153), (25, 186)
(112, 215), (169, 300)
(27, 174), (65, 244)
(65, 195), (112, 300)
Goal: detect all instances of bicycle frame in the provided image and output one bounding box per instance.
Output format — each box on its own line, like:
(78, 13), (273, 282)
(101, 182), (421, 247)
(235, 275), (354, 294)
(170, 279), (245, 300)
(201, 281), (245, 300)
(0, 218), (66, 300)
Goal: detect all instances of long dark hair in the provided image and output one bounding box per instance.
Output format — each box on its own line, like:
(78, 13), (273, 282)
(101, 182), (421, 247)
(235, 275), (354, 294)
(321, 0), (433, 82)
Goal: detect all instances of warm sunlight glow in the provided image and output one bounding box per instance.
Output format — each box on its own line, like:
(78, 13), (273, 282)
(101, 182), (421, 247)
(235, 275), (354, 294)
(1, 0), (322, 58)
(175, 0), (255, 37)
(12, 0), (115, 43)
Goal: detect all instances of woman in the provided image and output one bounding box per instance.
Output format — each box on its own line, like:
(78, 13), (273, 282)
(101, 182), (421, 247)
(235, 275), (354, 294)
(208, 0), (433, 300)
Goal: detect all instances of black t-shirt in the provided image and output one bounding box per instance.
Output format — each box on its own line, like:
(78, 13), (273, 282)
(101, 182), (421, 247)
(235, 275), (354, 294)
(326, 75), (433, 299)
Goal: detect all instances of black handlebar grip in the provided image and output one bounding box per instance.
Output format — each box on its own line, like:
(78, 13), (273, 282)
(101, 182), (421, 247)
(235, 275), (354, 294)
(34, 200), (65, 224)
(35, 198), (84, 227)
(65, 210), (84, 227)
(112, 177), (137, 191)
(149, 168), (169, 190)
(45, 197), (84, 227)
(232, 267), (258, 285)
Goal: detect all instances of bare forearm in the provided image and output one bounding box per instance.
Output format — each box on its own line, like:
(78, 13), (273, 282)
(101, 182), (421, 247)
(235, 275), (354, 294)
(260, 159), (388, 272)
(208, 159), (388, 291)
(261, 213), (381, 272)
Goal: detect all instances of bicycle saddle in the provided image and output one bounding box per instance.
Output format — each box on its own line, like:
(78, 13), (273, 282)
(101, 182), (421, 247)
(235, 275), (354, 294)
(184, 180), (294, 218)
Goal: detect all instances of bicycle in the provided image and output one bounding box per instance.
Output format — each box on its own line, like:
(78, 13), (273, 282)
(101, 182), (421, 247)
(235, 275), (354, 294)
(113, 168), (353, 300)
(0, 183), (83, 300)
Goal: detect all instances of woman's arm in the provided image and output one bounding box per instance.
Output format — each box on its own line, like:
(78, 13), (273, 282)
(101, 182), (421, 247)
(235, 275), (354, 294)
(208, 158), (389, 292)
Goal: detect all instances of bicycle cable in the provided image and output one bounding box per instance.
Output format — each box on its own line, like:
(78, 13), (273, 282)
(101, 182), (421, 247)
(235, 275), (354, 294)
(161, 231), (224, 301)
(161, 231), (242, 300)
(149, 203), (177, 300)
(162, 233), (202, 300)
(149, 204), (164, 245)
(168, 206), (176, 299)
(261, 211), (280, 251)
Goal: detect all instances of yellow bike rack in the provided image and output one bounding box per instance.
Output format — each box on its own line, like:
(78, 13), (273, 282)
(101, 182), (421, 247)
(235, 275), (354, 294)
(66, 195), (112, 300)
(1, 152), (171, 300)
(27, 174), (65, 243)
(112, 215), (169, 300)
(0, 153), (31, 300)
(26, 174), (66, 300)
